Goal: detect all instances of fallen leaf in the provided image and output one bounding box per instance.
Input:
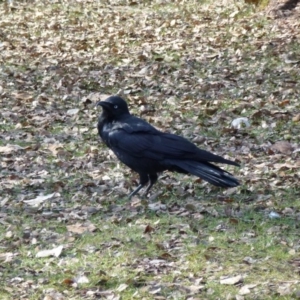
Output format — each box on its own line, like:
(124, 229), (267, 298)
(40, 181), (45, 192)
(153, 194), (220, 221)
(270, 141), (293, 154)
(116, 283), (128, 292)
(0, 252), (17, 263)
(36, 245), (63, 258)
(66, 108), (79, 115)
(23, 193), (60, 207)
(220, 274), (243, 285)
(144, 224), (155, 234)
(0, 144), (24, 153)
(75, 275), (89, 284)
(148, 202), (167, 211)
(231, 117), (250, 129)
(268, 211), (281, 219)
(66, 223), (97, 234)
(277, 283), (293, 296)
(239, 284), (257, 295)
(243, 257), (256, 264)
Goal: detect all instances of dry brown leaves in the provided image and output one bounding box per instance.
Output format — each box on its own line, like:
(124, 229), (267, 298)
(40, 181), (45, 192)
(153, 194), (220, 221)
(0, 0), (300, 298)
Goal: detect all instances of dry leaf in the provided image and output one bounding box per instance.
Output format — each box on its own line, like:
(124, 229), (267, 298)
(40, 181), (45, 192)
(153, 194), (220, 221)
(220, 275), (243, 285)
(239, 284), (257, 295)
(270, 141), (293, 154)
(0, 144), (24, 153)
(23, 193), (60, 207)
(116, 283), (128, 292)
(75, 275), (89, 284)
(0, 252), (17, 263)
(66, 108), (79, 115)
(144, 224), (155, 234)
(66, 223), (97, 234)
(36, 245), (63, 258)
(231, 117), (250, 129)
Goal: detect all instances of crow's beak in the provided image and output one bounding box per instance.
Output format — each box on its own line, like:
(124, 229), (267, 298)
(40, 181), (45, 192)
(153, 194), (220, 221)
(97, 101), (111, 109)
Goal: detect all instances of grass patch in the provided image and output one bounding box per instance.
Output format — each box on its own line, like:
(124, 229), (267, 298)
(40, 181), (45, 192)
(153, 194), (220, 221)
(0, 0), (300, 299)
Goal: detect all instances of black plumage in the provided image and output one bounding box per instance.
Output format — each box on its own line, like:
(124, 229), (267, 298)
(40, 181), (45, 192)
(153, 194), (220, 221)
(97, 96), (239, 198)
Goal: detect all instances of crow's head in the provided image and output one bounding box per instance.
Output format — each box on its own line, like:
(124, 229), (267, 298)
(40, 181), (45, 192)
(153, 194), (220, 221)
(97, 96), (130, 119)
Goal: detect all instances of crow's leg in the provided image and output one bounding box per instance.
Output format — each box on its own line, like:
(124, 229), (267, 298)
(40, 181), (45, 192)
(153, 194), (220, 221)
(143, 173), (158, 196)
(128, 173), (149, 198)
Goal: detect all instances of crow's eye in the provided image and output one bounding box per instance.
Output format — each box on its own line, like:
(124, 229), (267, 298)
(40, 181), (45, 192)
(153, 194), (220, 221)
(114, 105), (118, 109)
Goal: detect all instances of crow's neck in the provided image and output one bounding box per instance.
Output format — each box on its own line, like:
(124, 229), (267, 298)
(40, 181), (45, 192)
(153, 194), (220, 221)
(97, 113), (120, 138)
(98, 112), (130, 137)
(98, 114), (110, 137)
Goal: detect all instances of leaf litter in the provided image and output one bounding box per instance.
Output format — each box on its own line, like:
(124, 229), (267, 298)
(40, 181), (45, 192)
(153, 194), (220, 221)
(0, 0), (300, 299)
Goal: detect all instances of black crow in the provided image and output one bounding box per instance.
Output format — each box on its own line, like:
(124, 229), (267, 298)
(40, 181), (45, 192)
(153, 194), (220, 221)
(97, 96), (239, 198)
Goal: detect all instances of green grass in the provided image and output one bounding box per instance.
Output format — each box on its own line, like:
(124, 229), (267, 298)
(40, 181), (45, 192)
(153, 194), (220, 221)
(1, 0), (300, 299)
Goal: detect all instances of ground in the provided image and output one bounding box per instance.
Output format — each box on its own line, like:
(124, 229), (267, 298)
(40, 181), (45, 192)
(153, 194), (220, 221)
(0, 0), (300, 299)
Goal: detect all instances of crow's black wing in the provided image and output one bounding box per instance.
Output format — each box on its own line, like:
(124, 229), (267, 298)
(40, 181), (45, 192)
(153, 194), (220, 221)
(104, 116), (238, 165)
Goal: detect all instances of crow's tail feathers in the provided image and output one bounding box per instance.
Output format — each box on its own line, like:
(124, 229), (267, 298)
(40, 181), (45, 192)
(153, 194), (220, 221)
(165, 160), (240, 188)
